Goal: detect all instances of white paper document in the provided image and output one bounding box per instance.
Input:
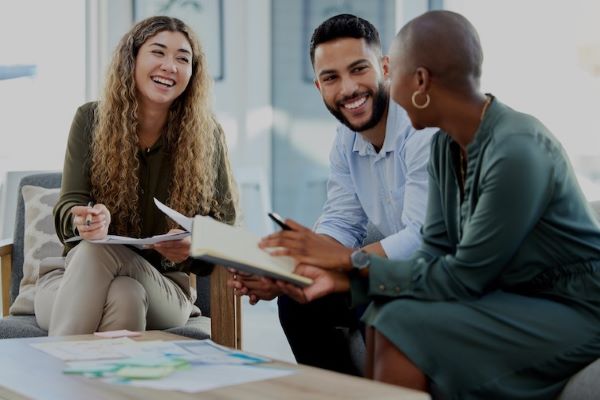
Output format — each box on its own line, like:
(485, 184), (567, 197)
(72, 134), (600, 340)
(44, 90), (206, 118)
(172, 340), (270, 365)
(31, 337), (136, 361)
(32, 338), (295, 393)
(125, 364), (295, 393)
(65, 198), (192, 248)
(153, 197), (193, 232)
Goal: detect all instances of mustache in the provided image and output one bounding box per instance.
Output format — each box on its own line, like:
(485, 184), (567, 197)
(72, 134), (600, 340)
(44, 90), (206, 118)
(335, 90), (371, 108)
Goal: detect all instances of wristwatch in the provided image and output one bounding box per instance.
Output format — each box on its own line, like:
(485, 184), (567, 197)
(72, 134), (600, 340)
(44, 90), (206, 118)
(350, 249), (371, 270)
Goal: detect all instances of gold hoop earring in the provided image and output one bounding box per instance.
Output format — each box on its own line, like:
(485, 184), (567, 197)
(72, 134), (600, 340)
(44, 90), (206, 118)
(411, 91), (430, 109)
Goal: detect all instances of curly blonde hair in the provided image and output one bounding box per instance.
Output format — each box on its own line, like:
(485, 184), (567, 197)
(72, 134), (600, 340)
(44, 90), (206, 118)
(90, 16), (235, 235)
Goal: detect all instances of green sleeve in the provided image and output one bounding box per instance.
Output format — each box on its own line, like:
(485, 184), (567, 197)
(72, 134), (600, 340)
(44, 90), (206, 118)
(368, 133), (555, 300)
(415, 152), (455, 259)
(53, 103), (95, 247)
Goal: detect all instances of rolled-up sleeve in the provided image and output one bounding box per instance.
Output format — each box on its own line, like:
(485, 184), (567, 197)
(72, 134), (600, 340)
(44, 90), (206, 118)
(380, 130), (433, 259)
(314, 129), (367, 248)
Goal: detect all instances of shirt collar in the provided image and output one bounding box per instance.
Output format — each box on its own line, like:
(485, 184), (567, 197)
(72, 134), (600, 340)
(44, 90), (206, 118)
(352, 100), (398, 156)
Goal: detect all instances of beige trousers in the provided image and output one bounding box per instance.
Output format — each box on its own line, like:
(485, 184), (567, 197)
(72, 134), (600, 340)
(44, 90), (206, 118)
(34, 241), (194, 336)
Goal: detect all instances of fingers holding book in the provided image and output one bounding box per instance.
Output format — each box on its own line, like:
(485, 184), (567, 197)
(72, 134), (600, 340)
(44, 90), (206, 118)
(276, 265), (350, 303)
(227, 269), (281, 304)
(259, 219), (353, 271)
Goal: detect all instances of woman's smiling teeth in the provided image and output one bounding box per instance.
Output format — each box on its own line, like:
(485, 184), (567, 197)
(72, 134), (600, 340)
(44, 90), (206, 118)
(152, 76), (175, 87)
(342, 95), (368, 110)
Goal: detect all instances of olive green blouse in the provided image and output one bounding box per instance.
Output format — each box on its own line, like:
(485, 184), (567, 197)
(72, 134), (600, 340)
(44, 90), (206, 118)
(54, 102), (236, 274)
(352, 97), (600, 303)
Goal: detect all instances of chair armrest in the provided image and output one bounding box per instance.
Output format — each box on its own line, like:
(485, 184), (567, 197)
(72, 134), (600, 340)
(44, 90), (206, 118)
(209, 265), (242, 349)
(0, 239), (13, 317)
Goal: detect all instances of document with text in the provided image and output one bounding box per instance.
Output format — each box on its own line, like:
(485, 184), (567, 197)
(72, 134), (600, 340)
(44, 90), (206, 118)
(66, 199), (192, 249)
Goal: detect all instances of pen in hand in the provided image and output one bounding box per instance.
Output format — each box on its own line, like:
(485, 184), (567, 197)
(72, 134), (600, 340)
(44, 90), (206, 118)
(85, 201), (94, 226)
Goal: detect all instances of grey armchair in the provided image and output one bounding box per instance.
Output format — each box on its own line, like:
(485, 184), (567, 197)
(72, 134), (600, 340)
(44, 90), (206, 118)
(0, 172), (241, 348)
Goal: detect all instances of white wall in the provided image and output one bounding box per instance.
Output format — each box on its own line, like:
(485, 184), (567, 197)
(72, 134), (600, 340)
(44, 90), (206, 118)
(214, 0), (273, 235)
(394, 0), (600, 200)
(0, 0), (86, 238)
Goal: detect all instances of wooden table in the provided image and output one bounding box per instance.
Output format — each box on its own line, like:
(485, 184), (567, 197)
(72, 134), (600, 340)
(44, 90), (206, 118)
(0, 331), (430, 400)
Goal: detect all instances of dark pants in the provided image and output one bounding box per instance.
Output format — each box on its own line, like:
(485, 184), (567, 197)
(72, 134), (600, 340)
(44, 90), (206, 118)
(277, 293), (366, 376)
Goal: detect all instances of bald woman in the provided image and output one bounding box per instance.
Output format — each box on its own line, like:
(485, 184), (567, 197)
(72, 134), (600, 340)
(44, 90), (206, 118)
(263, 10), (600, 399)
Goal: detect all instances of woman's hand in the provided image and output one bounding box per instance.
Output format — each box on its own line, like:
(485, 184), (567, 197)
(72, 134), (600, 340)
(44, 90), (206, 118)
(151, 229), (191, 264)
(70, 203), (110, 240)
(259, 219), (353, 271)
(276, 265), (350, 304)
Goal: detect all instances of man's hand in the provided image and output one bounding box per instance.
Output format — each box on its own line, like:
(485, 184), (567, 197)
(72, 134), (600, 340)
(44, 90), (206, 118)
(151, 229), (190, 264)
(259, 219), (353, 271)
(71, 203), (110, 240)
(227, 270), (283, 305)
(276, 265), (350, 304)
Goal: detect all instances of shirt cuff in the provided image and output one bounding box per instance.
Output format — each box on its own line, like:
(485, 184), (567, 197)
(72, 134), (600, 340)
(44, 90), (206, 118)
(368, 255), (413, 298)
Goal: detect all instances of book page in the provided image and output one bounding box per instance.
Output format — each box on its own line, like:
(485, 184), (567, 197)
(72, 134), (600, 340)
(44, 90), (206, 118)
(192, 216), (313, 286)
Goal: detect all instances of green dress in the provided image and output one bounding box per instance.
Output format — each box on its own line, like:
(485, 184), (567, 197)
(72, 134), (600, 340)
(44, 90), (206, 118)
(354, 97), (600, 399)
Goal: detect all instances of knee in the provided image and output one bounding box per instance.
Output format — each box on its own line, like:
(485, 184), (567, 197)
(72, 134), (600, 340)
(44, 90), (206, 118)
(106, 276), (148, 313)
(67, 241), (112, 271)
(375, 299), (428, 331)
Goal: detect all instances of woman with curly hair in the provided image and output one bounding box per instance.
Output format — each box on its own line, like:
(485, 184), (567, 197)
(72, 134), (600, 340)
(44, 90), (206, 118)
(34, 16), (237, 335)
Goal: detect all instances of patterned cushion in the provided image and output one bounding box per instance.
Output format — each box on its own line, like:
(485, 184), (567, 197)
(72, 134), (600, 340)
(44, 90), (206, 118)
(9, 185), (62, 315)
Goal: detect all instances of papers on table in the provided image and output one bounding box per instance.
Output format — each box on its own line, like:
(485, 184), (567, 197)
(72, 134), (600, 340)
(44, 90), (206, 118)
(31, 338), (294, 393)
(173, 340), (269, 365)
(65, 198), (193, 248)
(126, 364), (295, 393)
(93, 329), (142, 338)
(31, 337), (136, 361)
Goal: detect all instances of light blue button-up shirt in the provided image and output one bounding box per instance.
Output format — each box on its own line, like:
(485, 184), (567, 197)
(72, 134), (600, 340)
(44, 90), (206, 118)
(314, 102), (436, 260)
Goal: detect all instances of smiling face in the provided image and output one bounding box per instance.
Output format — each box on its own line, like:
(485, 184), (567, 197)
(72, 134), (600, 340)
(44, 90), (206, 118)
(134, 30), (193, 109)
(313, 37), (389, 132)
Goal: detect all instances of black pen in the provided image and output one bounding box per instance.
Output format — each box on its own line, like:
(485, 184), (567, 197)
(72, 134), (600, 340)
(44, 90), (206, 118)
(268, 212), (292, 231)
(85, 201), (94, 226)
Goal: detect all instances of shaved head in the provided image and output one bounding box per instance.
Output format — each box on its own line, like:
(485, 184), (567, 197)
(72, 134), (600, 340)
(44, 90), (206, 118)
(392, 10), (483, 91)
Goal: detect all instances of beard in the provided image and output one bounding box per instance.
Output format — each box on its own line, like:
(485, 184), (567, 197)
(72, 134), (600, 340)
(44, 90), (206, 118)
(324, 82), (389, 132)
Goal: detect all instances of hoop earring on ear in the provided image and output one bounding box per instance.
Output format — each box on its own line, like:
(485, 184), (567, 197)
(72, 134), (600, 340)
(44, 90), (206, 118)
(411, 91), (430, 109)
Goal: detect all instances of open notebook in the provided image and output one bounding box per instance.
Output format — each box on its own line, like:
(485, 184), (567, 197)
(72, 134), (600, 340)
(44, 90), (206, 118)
(191, 216), (313, 287)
